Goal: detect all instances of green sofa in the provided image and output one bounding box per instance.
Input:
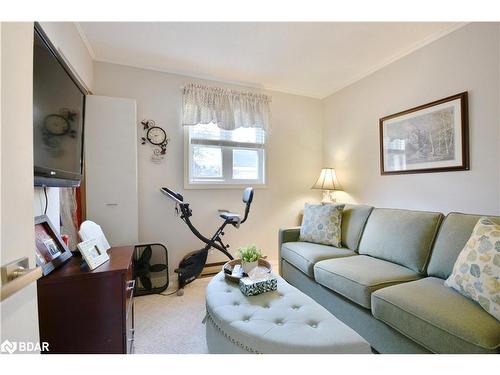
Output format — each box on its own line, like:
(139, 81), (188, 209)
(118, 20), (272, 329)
(279, 205), (500, 353)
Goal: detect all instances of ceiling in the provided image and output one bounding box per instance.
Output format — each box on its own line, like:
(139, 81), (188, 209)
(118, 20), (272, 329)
(78, 22), (464, 98)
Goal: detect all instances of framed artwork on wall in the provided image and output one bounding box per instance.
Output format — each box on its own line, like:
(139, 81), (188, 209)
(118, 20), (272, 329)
(379, 92), (469, 175)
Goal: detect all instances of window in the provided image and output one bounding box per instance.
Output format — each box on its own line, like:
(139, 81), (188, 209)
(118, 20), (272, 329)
(187, 123), (265, 186)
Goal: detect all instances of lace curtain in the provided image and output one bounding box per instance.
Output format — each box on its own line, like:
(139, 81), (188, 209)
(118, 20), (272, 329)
(59, 188), (79, 250)
(182, 83), (271, 131)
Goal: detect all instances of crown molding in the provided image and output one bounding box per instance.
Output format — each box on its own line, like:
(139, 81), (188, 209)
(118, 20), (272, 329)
(93, 57), (326, 99)
(82, 22), (468, 100)
(74, 22), (96, 60)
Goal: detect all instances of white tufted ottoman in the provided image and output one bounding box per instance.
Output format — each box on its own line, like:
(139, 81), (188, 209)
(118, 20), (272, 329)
(205, 271), (371, 354)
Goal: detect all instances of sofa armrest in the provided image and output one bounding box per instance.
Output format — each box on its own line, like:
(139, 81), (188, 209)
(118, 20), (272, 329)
(278, 227), (300, 276)
(279, 227), (301, 249)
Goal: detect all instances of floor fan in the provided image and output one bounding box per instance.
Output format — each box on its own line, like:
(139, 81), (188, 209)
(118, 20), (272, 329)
(133, 243), (169, 296)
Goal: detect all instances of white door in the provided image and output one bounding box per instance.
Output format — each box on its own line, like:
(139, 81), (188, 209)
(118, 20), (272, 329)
(1, 22), (41, 349)
(84, 95), (138, 246)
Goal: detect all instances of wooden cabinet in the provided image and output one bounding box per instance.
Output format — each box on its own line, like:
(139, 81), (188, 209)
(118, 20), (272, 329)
(37, 246), (135, 354)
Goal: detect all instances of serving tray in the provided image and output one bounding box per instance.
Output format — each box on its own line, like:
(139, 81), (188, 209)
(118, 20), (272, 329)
(223, 258), (271, 284)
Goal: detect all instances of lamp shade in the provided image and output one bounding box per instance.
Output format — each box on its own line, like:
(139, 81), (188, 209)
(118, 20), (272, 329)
(312, 168), (342, 191)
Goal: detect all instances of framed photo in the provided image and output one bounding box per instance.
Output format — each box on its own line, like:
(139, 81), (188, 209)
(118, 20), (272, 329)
(379, 92), (469, 175)
(35, 215), (73, 275)
(77, 239), (110, 270)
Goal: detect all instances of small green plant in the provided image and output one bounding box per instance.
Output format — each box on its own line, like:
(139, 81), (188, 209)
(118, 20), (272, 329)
(237, 245), (263, 263)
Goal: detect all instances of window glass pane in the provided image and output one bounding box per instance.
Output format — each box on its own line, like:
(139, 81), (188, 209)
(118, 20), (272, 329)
(231, 127), (264, 144)
(192, 146), (222, 178)
(190, 123), (265, 145)
(233, 149), (259, 180)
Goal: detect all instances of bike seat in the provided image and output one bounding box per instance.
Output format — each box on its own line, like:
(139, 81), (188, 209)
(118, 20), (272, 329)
(219, 212), (241, 224)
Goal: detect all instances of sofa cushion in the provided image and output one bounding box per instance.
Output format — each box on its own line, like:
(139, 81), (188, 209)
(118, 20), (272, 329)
(358, 208), (443, 273)
(371, 277), (500, 354)
(445, 217), (500, 321)
(281, 242), (356, 277)
(427, 212), (500, 279)
(314, 255), (422, 309)
(341, 204), (374, 251)
(299, 203), (345, 247)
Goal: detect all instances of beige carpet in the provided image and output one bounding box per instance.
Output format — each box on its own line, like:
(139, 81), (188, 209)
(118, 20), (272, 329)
(134, 277), (211, 354)
(135, 260), (278, 354)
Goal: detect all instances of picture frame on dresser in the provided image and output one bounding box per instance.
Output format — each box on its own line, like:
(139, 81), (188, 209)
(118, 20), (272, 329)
(34, 214), (73, 275)
(77, 239), (110, 270)
(379, 92), (469, 175)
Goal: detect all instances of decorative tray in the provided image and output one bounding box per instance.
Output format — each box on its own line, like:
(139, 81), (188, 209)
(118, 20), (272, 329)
(223, 258), (271, 283)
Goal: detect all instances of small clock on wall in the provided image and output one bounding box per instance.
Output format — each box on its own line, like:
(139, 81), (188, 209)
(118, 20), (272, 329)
(140, 119), (170, 162)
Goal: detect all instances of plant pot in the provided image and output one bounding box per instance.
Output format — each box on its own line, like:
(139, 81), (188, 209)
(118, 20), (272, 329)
(241, 260), (258, 275)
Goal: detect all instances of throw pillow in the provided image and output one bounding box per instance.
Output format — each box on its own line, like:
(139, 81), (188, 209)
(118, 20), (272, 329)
(299, 203), (345, 247)
(445, 217), (500, 321)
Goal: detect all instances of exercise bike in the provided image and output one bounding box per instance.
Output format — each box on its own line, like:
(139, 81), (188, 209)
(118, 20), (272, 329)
(160, 186), (254, 295)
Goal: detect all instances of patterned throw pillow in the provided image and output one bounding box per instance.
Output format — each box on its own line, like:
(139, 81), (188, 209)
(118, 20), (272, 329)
(445, 217), (500, 321)
(299, 203), (345, 247)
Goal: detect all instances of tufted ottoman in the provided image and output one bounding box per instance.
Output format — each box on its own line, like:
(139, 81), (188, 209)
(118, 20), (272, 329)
(205, 271), (371, 354)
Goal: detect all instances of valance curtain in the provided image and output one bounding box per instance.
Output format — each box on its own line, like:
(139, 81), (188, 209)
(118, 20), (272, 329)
(182, 83), (271, 131)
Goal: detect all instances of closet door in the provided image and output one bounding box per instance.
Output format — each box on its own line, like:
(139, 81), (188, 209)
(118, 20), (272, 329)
(84, 95), (138, 246)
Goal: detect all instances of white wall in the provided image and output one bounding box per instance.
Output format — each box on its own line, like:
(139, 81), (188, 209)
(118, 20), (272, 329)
(0, 22), (39, 345)
(323, 23), (500, 215)
(92, 62), (323, 274)
(33, 187), (60, 231)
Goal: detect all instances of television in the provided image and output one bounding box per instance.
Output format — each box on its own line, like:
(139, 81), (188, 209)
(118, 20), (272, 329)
(33, 23), (87, 187)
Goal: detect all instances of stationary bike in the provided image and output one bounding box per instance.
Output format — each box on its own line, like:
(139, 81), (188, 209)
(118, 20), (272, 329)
(160, 187), (254, 295)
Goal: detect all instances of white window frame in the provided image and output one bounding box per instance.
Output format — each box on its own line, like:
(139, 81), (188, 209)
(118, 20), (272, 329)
(184, 126), (268, 189)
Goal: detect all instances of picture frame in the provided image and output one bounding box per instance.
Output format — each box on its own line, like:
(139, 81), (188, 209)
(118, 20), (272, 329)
(34, 215), (73, 275)
(77, 239), (110, 270)
(379, 92), (469, 175)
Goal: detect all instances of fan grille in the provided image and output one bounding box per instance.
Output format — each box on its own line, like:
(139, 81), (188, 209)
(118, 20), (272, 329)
(133, 243), (169, 296)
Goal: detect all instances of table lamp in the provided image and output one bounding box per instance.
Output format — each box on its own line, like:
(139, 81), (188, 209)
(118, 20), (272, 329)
(312, 168), (343, 203)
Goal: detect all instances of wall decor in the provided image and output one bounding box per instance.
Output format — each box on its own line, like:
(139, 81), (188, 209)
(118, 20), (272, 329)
(140, 119), (170, 162)
(379, 92), (469, 175)
(34, 215), (73, 276)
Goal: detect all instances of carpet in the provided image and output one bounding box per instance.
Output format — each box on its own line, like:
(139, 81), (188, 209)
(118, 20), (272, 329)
(134, 260), (278, 354)
(134, 277), (211, 354)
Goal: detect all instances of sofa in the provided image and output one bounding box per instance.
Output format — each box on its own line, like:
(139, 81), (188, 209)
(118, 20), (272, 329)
(279, 205), (500, 354)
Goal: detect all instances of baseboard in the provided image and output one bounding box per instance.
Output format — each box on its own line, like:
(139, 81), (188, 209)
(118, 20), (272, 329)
(147, 260), (278, 294)
(200, 261), (226, 277)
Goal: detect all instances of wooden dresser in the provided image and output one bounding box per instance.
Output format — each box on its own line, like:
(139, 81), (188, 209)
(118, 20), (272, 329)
(37, 246), (135, 354)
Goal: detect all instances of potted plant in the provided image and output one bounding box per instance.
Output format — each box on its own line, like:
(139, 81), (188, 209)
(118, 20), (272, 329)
(237, 245), (263, 274)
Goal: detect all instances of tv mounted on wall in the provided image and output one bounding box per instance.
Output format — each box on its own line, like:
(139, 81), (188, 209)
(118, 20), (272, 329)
(33, 23), (88, 187)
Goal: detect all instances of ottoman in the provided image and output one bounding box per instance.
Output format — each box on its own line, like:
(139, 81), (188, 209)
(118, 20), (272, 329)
(205, 271), (371, 354)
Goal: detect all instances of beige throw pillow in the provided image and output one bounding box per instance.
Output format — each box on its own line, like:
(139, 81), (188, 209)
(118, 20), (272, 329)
(445, 217), (500, 321)
(299, 203), (344, 247)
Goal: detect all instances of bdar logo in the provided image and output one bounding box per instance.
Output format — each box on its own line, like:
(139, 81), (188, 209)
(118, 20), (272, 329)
(0, 340), (17, 354)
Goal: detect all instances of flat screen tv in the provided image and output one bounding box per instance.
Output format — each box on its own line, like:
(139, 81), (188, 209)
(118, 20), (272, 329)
(33, 23), (87, 187)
